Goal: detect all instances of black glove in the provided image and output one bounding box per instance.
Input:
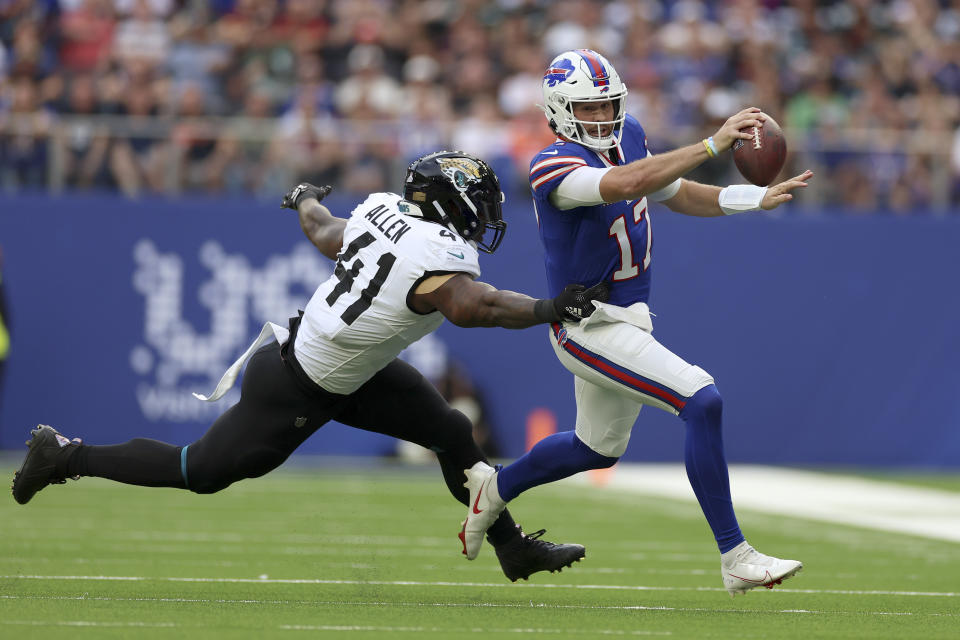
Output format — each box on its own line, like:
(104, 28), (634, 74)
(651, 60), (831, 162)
(535, 281), (611, 323)
(281, 183), (333, 210)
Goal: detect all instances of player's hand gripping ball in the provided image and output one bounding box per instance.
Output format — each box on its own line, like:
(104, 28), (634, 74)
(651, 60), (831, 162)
(733, 114), (787, 187)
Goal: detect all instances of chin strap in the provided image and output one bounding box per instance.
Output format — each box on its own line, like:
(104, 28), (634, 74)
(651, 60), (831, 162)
(431, 201), (464, 238)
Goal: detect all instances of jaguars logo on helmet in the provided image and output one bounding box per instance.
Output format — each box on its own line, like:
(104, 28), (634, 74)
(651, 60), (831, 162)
(402, 151), (507, 254)
(438, 157), (482, 191)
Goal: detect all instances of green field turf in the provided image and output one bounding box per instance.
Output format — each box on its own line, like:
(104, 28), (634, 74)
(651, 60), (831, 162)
(2, 462), (959, 639)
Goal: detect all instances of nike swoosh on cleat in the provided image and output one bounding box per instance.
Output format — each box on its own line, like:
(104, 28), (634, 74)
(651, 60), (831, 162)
(472, 486), (484, 514)
(729, 570), (773, 585)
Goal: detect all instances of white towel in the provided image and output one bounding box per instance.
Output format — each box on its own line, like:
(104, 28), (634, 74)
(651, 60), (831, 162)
(192, 322), (291, 402)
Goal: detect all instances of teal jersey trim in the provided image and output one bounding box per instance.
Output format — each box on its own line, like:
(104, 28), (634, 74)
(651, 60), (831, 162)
(180, 445), (190, 490)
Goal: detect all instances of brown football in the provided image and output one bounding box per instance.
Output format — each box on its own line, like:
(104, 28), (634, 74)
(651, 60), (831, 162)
(732, 113), (787, 187)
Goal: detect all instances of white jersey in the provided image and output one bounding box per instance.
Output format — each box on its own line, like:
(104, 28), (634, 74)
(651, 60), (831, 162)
(294, 192), (481, 394)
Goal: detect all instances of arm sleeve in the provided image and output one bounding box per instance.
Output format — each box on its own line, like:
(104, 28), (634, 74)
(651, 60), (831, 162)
(642, 150), (682, 202)
(548, 166), (609, 210)
(546, 153), (682, 210)
(647, 177), (682, 202)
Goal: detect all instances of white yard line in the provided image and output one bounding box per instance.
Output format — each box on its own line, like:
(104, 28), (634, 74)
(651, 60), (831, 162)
(1, 594), (957, 620)
(2, 575), (958, 597)
(279, 625), (671, 636)
(1, 620), (176, 628)
(564, 464), (960, 544)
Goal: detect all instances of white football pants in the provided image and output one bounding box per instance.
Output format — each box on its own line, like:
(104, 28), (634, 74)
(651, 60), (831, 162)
(548, 301), (715, 457)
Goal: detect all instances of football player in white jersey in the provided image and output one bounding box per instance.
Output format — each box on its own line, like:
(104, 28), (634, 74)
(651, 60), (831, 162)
(11, 151), (609, 582)
(458, 50), (812, 595)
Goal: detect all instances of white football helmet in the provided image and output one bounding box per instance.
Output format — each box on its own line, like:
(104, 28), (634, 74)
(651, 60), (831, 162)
(539, 49), (628, 151)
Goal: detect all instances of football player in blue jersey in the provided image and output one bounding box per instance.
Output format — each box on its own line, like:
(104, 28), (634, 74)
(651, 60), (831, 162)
(459, 49), (813, 596)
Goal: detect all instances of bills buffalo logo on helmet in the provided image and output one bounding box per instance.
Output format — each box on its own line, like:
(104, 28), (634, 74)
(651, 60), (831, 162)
(543, 58), (576, 87)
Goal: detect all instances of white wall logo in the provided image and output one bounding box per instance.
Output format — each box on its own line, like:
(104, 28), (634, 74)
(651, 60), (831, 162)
(130, 239), (332, 422)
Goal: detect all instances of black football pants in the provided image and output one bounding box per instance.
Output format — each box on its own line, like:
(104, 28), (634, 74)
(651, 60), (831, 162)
(66, 339), (519, 538)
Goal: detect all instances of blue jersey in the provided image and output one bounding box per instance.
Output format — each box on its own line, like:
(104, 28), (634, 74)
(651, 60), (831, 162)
(530, 115), (653, 307)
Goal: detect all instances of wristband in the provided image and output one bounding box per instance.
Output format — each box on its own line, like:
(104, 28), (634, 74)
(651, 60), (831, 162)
(702, 137), (718, 158)
(719, 184), (768, 215)
(295, 191), (314, 208)
(534, 299), (561, 323)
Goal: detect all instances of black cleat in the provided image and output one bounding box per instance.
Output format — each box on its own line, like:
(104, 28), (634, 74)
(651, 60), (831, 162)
(493, 527), (585, 582)
(11, 425), (81, 505)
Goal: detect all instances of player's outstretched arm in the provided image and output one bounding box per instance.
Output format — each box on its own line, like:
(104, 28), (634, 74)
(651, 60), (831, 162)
(280, 183), (346, 260)
(663, 170), (814, 217)
(411, 274), (609, 329)
(598, 108), (765, 202)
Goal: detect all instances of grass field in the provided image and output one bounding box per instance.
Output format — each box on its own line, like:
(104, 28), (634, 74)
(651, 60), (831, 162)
(2, 462), (959, 639)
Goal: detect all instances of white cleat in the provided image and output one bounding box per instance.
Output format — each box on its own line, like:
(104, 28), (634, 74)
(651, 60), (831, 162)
(721, 541), (802, 597)
(458, 461), (506, 560)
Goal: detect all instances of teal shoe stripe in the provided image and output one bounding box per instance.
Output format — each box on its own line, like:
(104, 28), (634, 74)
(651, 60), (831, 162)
(180, 445), (190, 490)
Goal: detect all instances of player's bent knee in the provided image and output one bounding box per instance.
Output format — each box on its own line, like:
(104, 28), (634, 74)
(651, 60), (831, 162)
(186, 471), (235, 494)
(680, 384), (723, 423)
(589, 452), (619, 469)
(186, 449), (286, 494)
(182, 446), (234, 494)
(573, 434), (620, 469)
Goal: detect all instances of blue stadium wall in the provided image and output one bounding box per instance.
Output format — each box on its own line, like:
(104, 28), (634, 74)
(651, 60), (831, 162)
(1, 193), (958, 468)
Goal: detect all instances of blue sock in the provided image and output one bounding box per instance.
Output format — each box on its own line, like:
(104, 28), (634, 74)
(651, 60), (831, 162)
(680, 385), (744, 553)
(497, 430), (617, 502)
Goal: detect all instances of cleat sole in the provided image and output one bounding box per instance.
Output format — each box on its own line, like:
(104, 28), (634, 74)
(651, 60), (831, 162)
(726, 565), (802, 596)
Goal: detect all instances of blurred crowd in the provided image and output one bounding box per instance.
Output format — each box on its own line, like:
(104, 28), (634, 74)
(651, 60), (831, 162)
(1, 0), (959, 212)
